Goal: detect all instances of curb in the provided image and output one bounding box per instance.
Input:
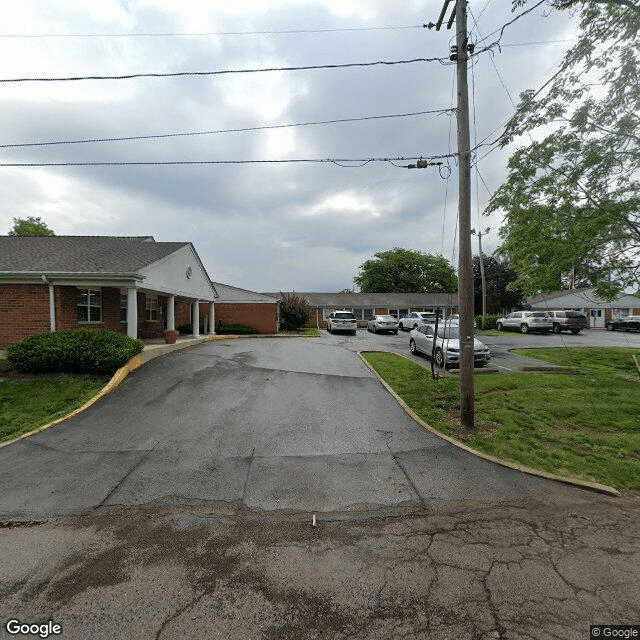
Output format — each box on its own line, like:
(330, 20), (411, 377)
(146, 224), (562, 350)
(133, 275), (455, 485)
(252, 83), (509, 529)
(358, 350), (621, 498)
(0, 333), (316, 449)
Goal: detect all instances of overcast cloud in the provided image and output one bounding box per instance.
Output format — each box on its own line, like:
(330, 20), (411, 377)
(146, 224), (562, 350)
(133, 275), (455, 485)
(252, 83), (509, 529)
(0, 0), (578, 291)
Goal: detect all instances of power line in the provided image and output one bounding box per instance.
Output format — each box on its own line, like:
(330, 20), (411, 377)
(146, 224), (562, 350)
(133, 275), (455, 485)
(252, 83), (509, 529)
(0, 108), (455, 149)
(0, 25), (424, 38)
(0, 57), (449, 84)
(0, 154), (456, 168)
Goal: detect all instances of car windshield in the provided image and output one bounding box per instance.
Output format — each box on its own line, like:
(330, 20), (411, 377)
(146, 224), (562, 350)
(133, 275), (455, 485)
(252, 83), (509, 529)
(335, 312), (355, 319)
(436, 326), (460, 339)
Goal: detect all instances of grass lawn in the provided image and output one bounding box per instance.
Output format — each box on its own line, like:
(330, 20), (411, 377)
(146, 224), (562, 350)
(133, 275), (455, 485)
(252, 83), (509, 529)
(362, 351), (640, 492)
(301, 327), (320, 336)
(0, 373), (108, 443)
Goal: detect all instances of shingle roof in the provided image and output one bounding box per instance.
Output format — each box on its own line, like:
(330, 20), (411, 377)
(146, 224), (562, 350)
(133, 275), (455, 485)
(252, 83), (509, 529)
(212, 282), (278, 303)
(263, 291), (458, 307)
(0, 236), (189, 274)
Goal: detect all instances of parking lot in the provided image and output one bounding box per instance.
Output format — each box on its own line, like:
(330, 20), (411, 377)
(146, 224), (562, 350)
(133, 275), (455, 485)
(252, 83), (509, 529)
(317, 325), (640, 373)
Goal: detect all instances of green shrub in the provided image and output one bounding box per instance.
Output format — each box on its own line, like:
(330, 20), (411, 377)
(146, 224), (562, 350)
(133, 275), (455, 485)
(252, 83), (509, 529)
(216, 323), (259, 335)
(475, 314), (503, 330)
(279, 292), (310, 330)
(6, 329), (144, 375)
(176, 323), (193, 335)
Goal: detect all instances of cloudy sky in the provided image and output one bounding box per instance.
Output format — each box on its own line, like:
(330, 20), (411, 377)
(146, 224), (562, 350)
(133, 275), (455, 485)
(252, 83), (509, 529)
(0, 0), (578, 292)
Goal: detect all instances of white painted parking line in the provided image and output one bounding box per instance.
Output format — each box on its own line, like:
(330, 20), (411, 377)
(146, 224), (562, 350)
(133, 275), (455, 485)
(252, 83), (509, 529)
(496, 364), (514, 371)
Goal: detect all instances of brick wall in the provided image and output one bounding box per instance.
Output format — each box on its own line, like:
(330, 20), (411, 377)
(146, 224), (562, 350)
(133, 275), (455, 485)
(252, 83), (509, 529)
(211, 302), (278, 334)
(56, 286), (127, 335)
(0, 284), (51, 348)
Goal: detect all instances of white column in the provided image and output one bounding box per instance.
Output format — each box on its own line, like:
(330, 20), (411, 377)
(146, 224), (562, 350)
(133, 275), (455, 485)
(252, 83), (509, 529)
(167, 295), (175, 331)
(192, 299), (200, 337)
(48, 284), (56, 332)
(209, 302), (216, 335)
(127, 288), (138, 339)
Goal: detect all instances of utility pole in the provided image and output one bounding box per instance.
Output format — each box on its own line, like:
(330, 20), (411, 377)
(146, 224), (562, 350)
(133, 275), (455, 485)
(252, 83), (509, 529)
(472, 227), (490, 329)
(455, 0), (474, 429)
(430, 0), (474, 428)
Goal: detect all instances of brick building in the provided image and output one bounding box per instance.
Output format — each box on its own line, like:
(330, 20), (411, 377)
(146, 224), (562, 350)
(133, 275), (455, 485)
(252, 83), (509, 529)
(266, 292), (459, 329)
(0, 236), (217, 348)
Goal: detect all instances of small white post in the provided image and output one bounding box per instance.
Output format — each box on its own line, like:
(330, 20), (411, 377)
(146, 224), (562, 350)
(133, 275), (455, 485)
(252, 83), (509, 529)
(209, 302), (216, 335)
(167, 295), (175, 331)
(192, 299), (200, 337)
(127, 288), (138, 338)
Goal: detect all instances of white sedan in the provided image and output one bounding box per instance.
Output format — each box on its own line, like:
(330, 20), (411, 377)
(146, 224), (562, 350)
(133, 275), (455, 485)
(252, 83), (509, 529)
(409, 324), (491, 368)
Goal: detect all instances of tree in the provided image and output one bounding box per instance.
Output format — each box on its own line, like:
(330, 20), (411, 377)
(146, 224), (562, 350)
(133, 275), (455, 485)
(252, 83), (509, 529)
(353, 248), (458, 293)
(8, 216), (55, 236)
(279, 292), (310, 330)
(473, 255), (525, 314)
(486, 1), (640, 300)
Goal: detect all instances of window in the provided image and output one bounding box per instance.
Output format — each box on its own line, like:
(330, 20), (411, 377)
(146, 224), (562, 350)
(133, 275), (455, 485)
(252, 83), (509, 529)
(77, 288), (101, 322)
(388, 309), (399, 319)
(399, 308), (409, 318)
(146, 295), (159, 321)
(613, 308), (630, 318)
(322, 308), (333, 320)
(120, 294), (127, 323)
(362, 308), (374, 321)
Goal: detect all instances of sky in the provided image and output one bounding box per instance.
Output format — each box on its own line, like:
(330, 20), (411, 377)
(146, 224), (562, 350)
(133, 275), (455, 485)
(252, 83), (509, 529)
(0, 0), (579, 292)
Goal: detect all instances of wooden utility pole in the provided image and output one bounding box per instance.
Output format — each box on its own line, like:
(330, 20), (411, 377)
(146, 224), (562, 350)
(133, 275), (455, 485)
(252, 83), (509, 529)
(455, 0), (475, 428)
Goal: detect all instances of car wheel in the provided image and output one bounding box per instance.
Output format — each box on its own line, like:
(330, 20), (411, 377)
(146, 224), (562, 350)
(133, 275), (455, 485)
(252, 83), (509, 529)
(570, 329), (581, 335)
(552, 323), (561, 334)
(409, 339), (417, 354)
(520, 323), (530, 334)
(327, 325), (332, 334)
(434, 348), (444, 367)
(606, 323), (614, 331)
(413, 323), (419, 330)
(393, 330), (398, 335)
(496, 322), (503, 331)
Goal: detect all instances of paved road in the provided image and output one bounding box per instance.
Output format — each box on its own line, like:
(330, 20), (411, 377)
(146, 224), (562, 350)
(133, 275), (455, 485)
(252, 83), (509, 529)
(0, 337), (590, 519)
(1, 336), (638, 639)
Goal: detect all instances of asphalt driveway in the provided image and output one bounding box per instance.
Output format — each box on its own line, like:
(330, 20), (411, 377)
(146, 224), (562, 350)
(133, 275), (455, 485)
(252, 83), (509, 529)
(1, 336), (639, 639)
(0, 336), (594, 521)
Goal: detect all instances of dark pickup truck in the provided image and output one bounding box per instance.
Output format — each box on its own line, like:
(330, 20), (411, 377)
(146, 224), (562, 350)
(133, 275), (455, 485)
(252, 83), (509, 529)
(606, 315), (640, 331)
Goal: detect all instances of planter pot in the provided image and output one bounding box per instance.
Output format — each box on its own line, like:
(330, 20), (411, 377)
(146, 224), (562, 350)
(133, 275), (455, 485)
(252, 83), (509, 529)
(163, 330), (179, 345)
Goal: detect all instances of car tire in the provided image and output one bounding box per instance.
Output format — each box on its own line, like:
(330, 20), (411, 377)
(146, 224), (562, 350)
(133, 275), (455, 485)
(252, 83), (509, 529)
(520, 323), (530, 334)
(606, 323), (614, 331)
(413, 323), (419, 330)
(570, 329), (581, 335)
(552, 323), (561, 334)
(409, 339), (417, 354)
(327, 325), (332, 334)
(393, 330), (398, 335)
(496, 322), (503, 331)
(434, 348), (444, 367)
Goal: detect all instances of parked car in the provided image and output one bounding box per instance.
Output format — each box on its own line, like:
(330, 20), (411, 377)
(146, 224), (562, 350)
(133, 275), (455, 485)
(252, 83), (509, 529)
(367, 314), (399, 334)
(399, 312), (438, 331)
(546, 310), (587, 334)
(495, 311), (553, 334)
(606, 315), (640, 331)
(326, 310), (358, 335)
(409, 324), (491, 367)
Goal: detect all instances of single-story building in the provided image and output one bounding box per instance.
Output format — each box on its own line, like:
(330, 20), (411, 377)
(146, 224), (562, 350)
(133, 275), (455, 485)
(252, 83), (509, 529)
(527, 288), (640, 328)
(203, 283), (278, 334)
(0, 235), (218, 348)
(266, 292), (459, 329)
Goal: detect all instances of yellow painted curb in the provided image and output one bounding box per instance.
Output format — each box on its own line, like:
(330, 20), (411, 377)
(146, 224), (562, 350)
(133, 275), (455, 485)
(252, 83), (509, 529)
(0, 354), (144, 449)
(358, 350), (621, 497)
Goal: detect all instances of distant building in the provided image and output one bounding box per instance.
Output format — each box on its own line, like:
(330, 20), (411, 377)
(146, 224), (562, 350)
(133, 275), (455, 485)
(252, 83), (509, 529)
(526, 288), (640, 328)
(266, 292), (459, 328)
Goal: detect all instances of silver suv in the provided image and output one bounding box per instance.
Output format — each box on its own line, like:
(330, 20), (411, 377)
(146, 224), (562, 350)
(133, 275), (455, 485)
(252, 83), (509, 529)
(326, 310), (357, 335)
(496, 311), (553, 334)
(546, 310), (587, 334)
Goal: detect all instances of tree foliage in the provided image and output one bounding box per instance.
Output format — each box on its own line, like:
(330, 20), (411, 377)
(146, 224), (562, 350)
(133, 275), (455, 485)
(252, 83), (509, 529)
(279, 292), (311, 330)
(473, 255), (525, 314)
(487, 0), (640, 299)
(353, 248), (458, 293)
(8, 216), (55, 236)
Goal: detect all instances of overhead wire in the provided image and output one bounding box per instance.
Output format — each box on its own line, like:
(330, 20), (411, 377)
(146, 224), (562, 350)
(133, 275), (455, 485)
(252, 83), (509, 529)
(0, 108), (455, 149)
(0, 57), (451, 84)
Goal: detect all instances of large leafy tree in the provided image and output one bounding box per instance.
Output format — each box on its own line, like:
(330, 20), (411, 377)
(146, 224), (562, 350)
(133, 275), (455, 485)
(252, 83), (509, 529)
(473, 255), (525, 314)
(354, 248), (458, 293)
(8, 216), (55, 236)
(487, 0), (640, 299)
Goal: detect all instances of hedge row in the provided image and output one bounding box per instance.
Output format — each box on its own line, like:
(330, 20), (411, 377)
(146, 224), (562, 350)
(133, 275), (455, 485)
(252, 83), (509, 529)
(6, 329), (144, 375)
(475, 314), (503, 330)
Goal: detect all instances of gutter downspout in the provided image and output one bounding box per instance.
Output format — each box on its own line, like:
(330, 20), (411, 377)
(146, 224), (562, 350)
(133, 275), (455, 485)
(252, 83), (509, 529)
(42, 275), (56, 332)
